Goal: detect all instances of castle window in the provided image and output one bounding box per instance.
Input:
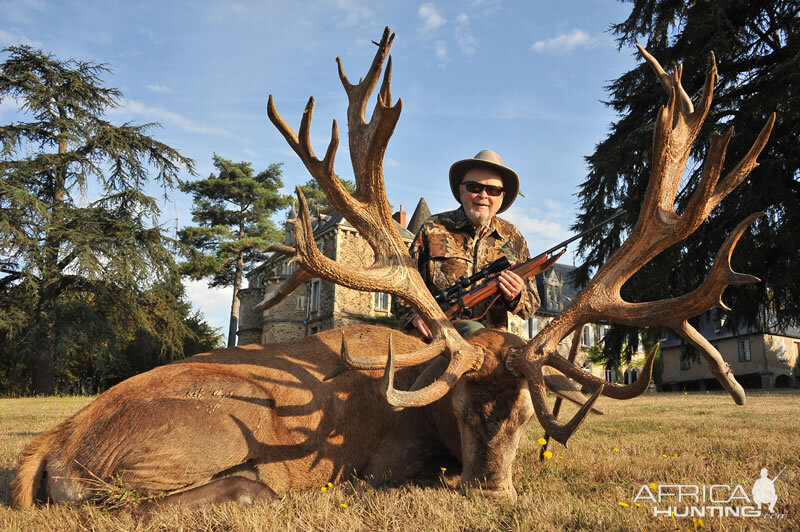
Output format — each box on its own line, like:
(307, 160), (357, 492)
(738, 338), (751, 362)
(605, 368), (616, 383)
(297, 296), (305, 310)
(374, 292), (390, 311)
(581, 325), (594, 347)
(310, 279), (321, 312)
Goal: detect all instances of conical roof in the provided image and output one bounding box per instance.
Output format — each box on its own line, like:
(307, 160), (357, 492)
(406, 197), (431, 236)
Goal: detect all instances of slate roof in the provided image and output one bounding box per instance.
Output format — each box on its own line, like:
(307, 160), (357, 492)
(535, 263), (582, 315)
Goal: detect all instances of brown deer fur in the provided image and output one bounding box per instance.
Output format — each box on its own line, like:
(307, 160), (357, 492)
(12, 325), (585, 507)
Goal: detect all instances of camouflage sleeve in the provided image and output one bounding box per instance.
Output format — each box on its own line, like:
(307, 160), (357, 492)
(506, 229), (540, 319)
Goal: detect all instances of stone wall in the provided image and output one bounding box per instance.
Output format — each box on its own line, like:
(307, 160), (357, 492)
(331, 228), (393, 325)
(237, 287), (266, 345)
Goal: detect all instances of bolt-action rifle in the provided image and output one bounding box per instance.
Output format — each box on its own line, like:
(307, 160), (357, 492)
(436, 209), (624, 321)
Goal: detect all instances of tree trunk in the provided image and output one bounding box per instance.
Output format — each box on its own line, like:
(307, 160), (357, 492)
(32, 331), (56, 395)
(227, 250), (244, 348)
(32, 134), (69, 395)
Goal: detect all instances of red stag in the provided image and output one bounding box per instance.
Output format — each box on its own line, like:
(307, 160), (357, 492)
(11, 28), (773, 509)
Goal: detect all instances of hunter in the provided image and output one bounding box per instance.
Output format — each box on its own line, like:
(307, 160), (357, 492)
(404, 149), (540, 338)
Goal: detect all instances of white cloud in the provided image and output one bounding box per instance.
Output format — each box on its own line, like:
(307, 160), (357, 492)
(531, 29), (596, 53)
(434, 40), (448, 69)
(115, 99), (231, 136)
(543, 198), (562, 211)
(454, 12), (476, 56)
(145, 84), (171, 93)
(434, 40), (448, 59)
(418, 3), (446, 33)
(504, 208), (572, 243)
(333, 0), (374, 27)
(184, 279), (231, 334)
(0, 28), (42, 47)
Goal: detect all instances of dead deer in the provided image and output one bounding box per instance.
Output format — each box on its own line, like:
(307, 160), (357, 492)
(11, 27), (772, 510)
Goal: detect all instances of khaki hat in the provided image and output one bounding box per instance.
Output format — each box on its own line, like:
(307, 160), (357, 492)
(449, 149), (519, 213)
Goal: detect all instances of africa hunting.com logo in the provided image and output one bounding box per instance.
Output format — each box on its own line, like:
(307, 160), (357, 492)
(633, 466), (788, 520)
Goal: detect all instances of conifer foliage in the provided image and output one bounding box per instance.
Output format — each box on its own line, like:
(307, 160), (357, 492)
(0, 46), (201, 394)
(179, 155), (290, 347)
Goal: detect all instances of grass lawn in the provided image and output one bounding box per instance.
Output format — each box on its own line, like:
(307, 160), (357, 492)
(1, 390), (798, 531)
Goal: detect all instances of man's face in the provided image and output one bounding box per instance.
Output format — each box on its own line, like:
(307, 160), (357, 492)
(459, 167), (505, 226)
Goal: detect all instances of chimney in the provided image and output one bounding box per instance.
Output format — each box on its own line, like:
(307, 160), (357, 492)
(392, 204), (407, 228)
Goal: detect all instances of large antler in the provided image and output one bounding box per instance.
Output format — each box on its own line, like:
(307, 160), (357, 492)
(264, 27), (485, 406)
(507, 48), (775, 446)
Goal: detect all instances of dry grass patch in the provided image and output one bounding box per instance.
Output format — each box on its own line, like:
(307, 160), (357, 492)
(1, 391), (798, 530)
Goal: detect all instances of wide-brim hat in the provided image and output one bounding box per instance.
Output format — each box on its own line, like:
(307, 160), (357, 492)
(449, 149), (519, 214)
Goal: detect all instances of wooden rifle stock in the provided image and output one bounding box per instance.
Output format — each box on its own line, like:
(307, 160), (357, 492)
(442, 248), (566, 320)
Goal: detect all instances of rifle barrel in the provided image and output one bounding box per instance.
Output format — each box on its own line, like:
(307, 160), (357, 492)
(541, 208), (624, 257)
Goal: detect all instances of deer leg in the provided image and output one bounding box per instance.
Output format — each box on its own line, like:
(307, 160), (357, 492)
(138, 476), (277, 513)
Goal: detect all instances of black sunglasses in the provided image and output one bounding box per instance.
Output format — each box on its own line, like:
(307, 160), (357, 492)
(461, 181), (505, 197)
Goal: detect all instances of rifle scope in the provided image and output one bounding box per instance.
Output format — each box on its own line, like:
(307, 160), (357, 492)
(434, 256), (511, 305)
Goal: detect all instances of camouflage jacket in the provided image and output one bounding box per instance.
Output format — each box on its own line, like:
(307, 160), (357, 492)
(399, 207), (540, 330)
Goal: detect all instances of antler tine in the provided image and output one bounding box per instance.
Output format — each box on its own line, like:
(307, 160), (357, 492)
(336, 26), (394, 124)
(254, 267), (311, 313)
(338, 330), (449, 370)
(522, 357), (604, 447)
(679, 320), (745, 404)
(637, 44), (694, 115)
(383, 333), (485, 408)
(543, 344), (658, 400)
(267, 95), (340, 189)
(336, 27), (402, 202)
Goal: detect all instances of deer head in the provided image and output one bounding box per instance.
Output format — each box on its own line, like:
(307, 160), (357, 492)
(260, 27), (774, 446)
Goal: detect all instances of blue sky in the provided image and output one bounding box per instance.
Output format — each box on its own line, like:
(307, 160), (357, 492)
(1, 0), (642, 335)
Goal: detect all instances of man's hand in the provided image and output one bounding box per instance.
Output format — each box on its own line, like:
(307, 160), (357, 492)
(498, 270), (524, 302)
(411, 314), (432, 339)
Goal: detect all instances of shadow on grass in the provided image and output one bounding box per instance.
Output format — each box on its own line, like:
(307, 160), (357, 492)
(1, 467), (15, 505)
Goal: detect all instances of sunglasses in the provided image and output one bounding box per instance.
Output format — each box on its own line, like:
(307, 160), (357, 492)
(461, 181), (505, 197)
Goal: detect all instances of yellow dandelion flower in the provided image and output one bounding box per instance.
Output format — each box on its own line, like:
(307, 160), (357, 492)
(440, 467), (447, 473)
(543, 451), (553, 460)
(558, 456), (564, 459)
(613, 447), (620, 452)
(340, 503), (348, 509)
(657, 425), (663, 429)
(321, 486), (327, 492)
(327, 482), (333, 488)
(672, 455), (677, 459)
(693, 517), (704, 528)
(367, 488), (375, 495)
(537, 437), (547, 445)
(618, 501), (629, 507)
(649, 482), (657, 490)
(635, 503), (642, 507)
(662, 453), (668, 458)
